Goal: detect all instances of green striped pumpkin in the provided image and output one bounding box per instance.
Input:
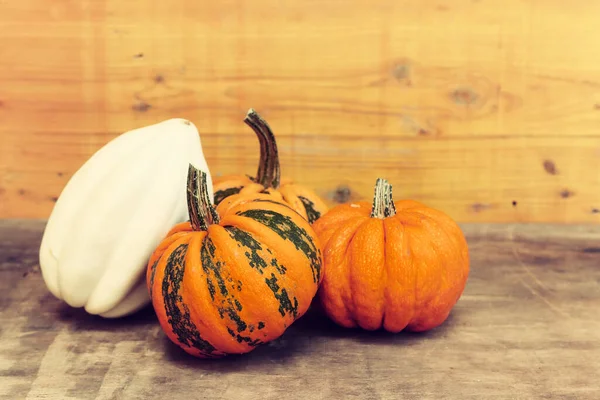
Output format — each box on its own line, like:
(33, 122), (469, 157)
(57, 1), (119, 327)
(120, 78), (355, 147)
(146, 165), (323, 357)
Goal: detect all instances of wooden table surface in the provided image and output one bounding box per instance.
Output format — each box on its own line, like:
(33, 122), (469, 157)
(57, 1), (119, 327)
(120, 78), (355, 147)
(1, 220), (599, 400)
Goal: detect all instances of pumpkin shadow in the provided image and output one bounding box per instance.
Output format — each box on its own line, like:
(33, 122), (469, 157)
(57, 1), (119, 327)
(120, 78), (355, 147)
(55, 302), (158, 332)
(162, 327), (311, 372)
(162, 307), (457, 371)
(291, 306), (458, 345)
(161, 307), (341, 371)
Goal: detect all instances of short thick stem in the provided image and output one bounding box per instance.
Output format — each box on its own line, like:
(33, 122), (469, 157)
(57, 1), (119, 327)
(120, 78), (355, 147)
(370, 178), (397, 219)
(244, 108), (281, 189)
(187, 164), (220, 231)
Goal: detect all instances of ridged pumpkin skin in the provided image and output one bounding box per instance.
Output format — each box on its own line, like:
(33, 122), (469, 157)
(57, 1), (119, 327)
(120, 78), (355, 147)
(147, 167), (323, 358)
(214, 176), (328, 225)
(213, 109), (328, 224)
(313, 180), (469, 333)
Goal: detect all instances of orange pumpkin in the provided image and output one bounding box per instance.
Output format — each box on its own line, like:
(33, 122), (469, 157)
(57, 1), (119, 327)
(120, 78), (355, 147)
(146, 164), (323, 358)
(312, 178), (469, 333)
(213, 109), (329, 224)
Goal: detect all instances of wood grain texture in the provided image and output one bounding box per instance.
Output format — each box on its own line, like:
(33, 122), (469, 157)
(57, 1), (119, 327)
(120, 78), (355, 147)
(1, 220), (599, 399)
(2, 0), (600, 222)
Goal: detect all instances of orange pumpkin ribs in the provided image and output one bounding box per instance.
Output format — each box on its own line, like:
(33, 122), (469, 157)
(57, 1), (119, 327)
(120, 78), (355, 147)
(313, 178), (470, 333)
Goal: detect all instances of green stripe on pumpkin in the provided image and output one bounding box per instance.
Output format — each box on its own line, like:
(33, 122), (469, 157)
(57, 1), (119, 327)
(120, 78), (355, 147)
(265, 272), (299, 318)
(148, 258), (160, 299)
(202, 238), (229, 297)
(224, 226), (268, 274)
(251, 198), (296, 210)
(235, 209), (321, 283)
(162, 243), (218, 357)
(298, 196), (322, 224)
(270, 257), (287, 275)
(224, 224), (299, 326)
(201, 237), (263, 348)
(214, 186), (243, 205)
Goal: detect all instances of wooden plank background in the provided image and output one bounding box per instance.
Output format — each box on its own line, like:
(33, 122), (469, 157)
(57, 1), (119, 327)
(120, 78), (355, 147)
(1, 0), (600, 222)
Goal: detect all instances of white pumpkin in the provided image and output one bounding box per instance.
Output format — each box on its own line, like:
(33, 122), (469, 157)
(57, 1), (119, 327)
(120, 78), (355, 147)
(39, 118), (213, 318)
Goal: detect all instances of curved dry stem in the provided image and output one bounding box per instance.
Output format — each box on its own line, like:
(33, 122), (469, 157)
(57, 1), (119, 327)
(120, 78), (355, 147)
(244, 108), (281, 189)
(187, 164), (220, 231)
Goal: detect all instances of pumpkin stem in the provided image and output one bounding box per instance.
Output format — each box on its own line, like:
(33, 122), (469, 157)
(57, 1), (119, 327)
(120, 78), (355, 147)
(244, 108), (281, 189)
(187, 163), (220, 231)
(370, 178), (397, 219)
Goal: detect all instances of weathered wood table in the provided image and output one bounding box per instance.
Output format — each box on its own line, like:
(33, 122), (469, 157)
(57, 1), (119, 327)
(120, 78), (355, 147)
(1, 220), (599, 399)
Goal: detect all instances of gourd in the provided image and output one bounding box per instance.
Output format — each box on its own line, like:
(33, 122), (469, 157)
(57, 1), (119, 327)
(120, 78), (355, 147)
(39, 118), (213, 318)
(312, 178), (469, 332)
(146, 165), (322, 358)
(212, 109), (329, 224)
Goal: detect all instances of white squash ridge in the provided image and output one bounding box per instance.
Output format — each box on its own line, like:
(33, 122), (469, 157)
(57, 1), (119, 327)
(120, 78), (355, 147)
(55, 127), (169, 309)
(84, 139), (181, 314)
(40, 122), (162, 301)
(86, 121), (204, 315)
(39, 118), (210, 317)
